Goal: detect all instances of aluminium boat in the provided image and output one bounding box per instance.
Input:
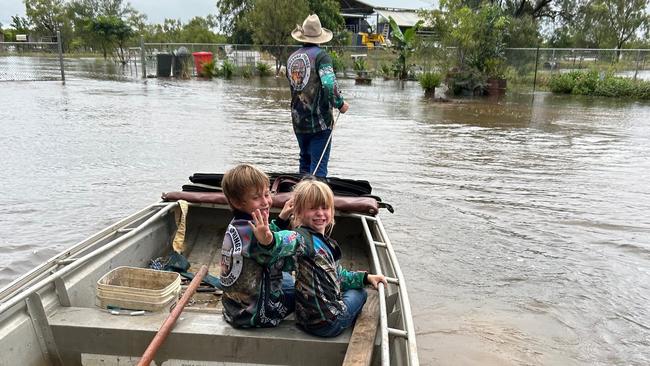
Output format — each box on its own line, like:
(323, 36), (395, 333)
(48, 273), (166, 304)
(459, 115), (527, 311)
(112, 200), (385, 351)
(0, 175), (418, 366)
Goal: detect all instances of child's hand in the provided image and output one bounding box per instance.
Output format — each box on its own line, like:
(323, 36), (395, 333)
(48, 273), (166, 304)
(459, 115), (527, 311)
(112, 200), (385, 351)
(278, 197), (294, 221)
(367, 274), (387, 290)
(249, 209), (273, 246)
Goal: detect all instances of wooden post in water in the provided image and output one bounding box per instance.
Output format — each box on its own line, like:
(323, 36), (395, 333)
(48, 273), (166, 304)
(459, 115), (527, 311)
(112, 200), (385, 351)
(140, 36), (147, 79)
(137, 265), (208, 366)
(57, 31), (65, 84)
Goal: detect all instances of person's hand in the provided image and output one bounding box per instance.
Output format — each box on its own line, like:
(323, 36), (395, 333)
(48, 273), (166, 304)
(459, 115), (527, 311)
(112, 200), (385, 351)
(367, 274), (387, 289)
(279, 197), (294, 221)
(249, 209), (273, 246)
(339, 101), (349, 114)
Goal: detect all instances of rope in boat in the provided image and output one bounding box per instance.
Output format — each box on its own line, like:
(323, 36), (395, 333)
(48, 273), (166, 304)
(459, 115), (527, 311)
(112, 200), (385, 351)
(311, 109), (342, 176)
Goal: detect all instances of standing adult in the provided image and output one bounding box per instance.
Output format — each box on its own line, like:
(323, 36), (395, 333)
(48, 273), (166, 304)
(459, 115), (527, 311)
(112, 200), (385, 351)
(286, 14), (349, 178)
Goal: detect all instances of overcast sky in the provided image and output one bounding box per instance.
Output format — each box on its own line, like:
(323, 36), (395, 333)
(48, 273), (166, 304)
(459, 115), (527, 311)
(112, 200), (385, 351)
(1, 0), (217, 27)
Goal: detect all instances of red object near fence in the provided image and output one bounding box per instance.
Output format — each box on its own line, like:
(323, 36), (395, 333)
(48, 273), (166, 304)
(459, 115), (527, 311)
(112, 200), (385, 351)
(192, 52), (213, 76)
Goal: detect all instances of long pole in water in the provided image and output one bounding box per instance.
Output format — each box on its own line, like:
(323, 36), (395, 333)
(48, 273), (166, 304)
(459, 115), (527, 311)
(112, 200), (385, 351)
(311, 110), (341, 176)
(137, 265), (208, 366)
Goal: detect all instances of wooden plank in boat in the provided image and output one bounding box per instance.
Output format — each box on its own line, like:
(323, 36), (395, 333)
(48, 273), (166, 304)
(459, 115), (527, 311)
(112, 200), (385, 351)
(342, 290), (379, 366)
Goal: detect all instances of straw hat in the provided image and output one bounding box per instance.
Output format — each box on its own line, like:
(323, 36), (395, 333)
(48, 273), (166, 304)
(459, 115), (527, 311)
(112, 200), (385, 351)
(291, 14), (333, 44)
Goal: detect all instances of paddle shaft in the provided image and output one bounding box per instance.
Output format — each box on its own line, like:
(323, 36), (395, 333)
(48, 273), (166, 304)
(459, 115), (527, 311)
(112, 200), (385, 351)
(312, 110), (341, 176)
(137, 265), (208, 366)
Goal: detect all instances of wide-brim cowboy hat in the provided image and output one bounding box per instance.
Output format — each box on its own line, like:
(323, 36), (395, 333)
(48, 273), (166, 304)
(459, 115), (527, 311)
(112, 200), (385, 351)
(291, 14), (333, 44)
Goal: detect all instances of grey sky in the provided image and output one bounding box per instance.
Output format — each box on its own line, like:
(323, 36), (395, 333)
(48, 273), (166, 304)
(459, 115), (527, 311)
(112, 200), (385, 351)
(1, 0), (217, 27)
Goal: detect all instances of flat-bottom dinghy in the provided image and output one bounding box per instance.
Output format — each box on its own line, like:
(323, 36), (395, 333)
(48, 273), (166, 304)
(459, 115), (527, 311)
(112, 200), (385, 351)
(0, 174), (418, 366)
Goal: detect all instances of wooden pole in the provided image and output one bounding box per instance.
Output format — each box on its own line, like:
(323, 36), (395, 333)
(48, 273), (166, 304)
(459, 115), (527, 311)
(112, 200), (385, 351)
(137, 265), (208, 366)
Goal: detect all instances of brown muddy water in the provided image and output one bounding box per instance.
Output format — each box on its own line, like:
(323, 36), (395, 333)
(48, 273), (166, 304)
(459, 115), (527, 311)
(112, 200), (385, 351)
(1, 62), (649, 365)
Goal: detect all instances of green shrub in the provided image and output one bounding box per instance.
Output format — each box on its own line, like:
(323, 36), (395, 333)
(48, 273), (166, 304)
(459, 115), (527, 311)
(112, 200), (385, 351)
(240, 64), (254, 78)
(593, 76), (634, 97)
(549, 72), (578, 94)
(199, 60), (216, 79)
(353, 58), (368, 72)
(221, 60), (234, 78)
(549, 70), (650, 99)
(419, 72), (442, 92)
(634, 81), (650, 99)
(571, 70), (599, 95)
(256, 62), (272, 77)
(329, 51), (346, 73)
(380, 63), (392, 78)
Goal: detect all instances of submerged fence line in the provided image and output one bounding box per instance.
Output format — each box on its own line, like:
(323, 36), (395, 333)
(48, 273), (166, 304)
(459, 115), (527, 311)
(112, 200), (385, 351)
(1, 36), (648, 89)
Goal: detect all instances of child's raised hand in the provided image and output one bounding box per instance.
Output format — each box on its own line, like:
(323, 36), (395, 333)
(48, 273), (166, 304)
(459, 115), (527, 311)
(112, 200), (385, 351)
(279, 197), (294, 221)
(249, 209), (273, 246)
(367, 274), (387, 290)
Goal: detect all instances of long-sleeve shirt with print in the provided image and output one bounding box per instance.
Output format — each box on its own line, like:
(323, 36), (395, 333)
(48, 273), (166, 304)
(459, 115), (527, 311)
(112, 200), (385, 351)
(252, 226), (365, 328)
(286, 45), (345, 134)
(219, 211), (297, 328)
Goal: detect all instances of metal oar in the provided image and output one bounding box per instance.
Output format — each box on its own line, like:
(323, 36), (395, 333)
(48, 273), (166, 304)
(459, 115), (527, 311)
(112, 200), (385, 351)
(137, 264), (208, 366)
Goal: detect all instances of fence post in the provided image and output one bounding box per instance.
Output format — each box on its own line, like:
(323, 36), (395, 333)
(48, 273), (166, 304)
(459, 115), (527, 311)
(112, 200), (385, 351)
(633, 49), (641, 81)
(532, 46), (539, 94)
(57, 30), (65, 84)
(140, 36), (147, 79)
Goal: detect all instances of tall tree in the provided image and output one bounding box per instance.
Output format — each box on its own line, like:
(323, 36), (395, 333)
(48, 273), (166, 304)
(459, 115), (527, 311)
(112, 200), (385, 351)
(245, 0), (309, 71)
(24, 0), (70, 40)
(216, 0), (345, 44)
(584, 0), (648, 51)
(10, 15), (32, 34)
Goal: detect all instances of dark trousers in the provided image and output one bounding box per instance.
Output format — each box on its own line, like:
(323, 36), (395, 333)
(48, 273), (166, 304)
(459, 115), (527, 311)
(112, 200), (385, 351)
(295, 129), (332, 177)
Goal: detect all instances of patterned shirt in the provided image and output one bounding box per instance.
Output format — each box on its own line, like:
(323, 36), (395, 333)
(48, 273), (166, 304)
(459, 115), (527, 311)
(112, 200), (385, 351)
(286, 45), (345, 134)
(254, 227), (365, 327)
(220, 211), (297, 328)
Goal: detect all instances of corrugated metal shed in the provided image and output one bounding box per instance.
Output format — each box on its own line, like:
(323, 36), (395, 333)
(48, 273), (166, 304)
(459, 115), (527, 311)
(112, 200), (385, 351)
(376, 9), (422, 27)
(356, 0), (438, 11)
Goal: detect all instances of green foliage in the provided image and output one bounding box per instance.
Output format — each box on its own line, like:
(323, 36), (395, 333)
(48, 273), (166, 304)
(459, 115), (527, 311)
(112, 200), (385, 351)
(446, 68), (487, 96)
(549, 70), (650, 99)
(245, 0), (308, 69)
(380, 63), (392, 78)
(389, 16), (423, 80)
(353, 58), (367, 72)
(329, 51), (346, 73)
(200, 60), (216, 79)
(221, 60), (235, 78)
(256, 62), (273, 76)
(240, 64), (254, 78)
(419, 72), (442, 91)
(10, 15), (31, 34)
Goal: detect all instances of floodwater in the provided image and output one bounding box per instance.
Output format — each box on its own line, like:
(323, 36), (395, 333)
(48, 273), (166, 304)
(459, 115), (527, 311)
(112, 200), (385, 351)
(1, 59), (650, 365)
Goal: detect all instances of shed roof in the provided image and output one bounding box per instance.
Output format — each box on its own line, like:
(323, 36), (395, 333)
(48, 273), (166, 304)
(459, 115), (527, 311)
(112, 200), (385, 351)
(376, 9), (422, 27)
(357, 0), (437, 11)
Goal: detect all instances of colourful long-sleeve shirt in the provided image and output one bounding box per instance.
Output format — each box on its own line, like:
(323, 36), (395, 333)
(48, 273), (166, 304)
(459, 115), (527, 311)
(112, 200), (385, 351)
(286, 45), (345, 134)
(219, 211), (296, 328)
(253, 226), (365, 328)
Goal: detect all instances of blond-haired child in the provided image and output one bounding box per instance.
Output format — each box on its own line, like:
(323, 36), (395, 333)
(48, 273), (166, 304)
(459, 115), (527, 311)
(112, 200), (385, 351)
(250, 179), (386, 336)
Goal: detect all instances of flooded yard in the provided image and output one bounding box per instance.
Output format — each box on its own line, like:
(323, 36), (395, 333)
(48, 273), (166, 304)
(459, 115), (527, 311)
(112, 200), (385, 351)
(1, 59), (649, 365)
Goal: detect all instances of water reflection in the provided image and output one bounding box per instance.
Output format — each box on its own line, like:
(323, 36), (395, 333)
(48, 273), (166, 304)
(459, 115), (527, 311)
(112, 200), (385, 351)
(0, 60), (649, 365)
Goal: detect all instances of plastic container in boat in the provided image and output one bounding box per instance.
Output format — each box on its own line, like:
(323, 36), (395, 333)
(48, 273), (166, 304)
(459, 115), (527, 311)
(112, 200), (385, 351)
(96, 266), (181, 312)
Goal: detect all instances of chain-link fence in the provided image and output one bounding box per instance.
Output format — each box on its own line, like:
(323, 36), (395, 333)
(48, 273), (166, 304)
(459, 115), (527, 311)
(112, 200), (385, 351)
(505, 48), (650, 93)
(3, 36), (647, 92)
(0, 34), (65, 82)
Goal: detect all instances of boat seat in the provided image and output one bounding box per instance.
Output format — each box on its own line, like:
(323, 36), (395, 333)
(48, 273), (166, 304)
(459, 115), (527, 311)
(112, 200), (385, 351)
(162, 191), (380, 216)
(49, 306), (351, 365)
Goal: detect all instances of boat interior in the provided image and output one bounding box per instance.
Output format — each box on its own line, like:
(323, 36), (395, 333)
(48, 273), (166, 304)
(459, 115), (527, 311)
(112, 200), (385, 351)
(1, 202), (411, 366)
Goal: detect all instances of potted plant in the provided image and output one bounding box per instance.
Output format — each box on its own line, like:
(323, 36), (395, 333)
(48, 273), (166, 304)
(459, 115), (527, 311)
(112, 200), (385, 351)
(353, 57), (372, 85)
(485, 58), (507, 95)
(419, 71), (442, 98)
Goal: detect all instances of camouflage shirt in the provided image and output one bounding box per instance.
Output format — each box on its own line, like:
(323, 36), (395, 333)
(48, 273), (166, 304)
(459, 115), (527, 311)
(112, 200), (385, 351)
(255, 227), (366, 328)
(286, 45), (345, 134)
(220, 211), (297, 328)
